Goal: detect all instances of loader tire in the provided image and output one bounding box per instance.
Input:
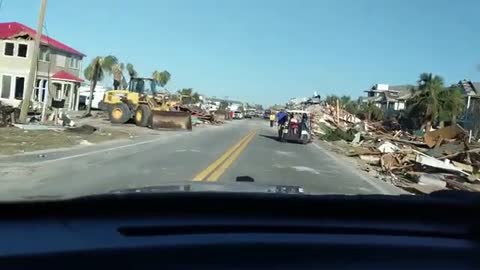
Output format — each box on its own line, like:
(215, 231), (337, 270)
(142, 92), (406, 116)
(109, 103), (130, 124)
(134, 104), (151, 127)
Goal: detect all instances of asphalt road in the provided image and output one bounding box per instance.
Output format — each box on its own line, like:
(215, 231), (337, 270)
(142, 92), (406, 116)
(0, 119), (404, 200)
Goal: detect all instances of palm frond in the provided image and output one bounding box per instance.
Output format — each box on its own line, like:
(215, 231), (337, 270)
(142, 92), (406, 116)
(126, 63), (137, 78)
(101, 55), (119, 74)
(83, 65), (94, 81)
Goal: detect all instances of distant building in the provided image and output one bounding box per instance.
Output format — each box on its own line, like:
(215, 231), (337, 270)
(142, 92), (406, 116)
(457, 80), (480, 139)
(0, 22), (85, 110)
(205, 97), (244, 111)
(206, 97), (243, 105)
(360, 84), (413, 111)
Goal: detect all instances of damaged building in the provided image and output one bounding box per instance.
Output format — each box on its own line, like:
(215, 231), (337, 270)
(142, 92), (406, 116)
(0, 22), (85, 111)
(458, 80), (480, 140)
(360, 84), (413, 112)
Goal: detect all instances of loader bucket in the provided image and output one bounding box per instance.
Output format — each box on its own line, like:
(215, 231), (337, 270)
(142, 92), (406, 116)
(151, 111), (193, 131)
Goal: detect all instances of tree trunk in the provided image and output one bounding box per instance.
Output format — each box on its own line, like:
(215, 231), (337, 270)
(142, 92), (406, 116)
(439, 121), (445, 128)
(85, 62), (99, 116)
(452, 115), (457, 125)
(426, 121), (432, 132)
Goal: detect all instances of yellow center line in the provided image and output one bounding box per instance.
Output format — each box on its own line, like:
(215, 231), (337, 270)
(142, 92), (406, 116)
(192, 130), (256, 182)
(206, 131), (257, 182)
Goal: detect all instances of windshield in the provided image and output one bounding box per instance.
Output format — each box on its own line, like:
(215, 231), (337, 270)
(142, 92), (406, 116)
(1, 0), (479, 202)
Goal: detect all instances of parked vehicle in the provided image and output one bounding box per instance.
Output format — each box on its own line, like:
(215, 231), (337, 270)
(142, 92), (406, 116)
(263, 110), (271, 119)
(233, 111), (244, 119)
(78, 84), (107, 110)
(244, 111), (255, 119)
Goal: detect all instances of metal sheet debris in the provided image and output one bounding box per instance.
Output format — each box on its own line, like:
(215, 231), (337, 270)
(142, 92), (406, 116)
(415, 153), (467, 175)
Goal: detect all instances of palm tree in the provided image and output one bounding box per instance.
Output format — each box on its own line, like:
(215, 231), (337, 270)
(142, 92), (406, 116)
(408, 73), (445, 131)
(152, 70), (171, 89)
(83, 55), (118, 116)
(360, 101), (383, 121)
(344, 100), (359, 115)
(192, 92), (200, 103)
(338, 95), (359, 114)
(340, 95), (351, 107)
(177, 88), (193, 96)
(325, 95), (338, 106)
(112, 63), (125, 90)
(126, 63), (137, 81)
(219, 101), (229, 110)
(439, 85), (465, 125)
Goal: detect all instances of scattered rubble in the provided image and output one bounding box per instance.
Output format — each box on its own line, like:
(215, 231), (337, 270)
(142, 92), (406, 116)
(0, 102), (20, 127)
(0, 104), (228, 155)
(176, 105), (225, 126)
(79, 139), (94, 146)
(64, 124), (97, 135)
(302, 101), (480, 194)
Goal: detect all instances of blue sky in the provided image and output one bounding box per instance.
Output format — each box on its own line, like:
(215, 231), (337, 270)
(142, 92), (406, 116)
(1, 0), (479, 105)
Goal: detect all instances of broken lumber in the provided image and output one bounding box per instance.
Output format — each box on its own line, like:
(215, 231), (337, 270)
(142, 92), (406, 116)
(424, 124), (466, 148)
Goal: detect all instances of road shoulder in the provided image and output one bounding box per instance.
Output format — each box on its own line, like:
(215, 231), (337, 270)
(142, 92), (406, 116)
(312, 139), (408, 195)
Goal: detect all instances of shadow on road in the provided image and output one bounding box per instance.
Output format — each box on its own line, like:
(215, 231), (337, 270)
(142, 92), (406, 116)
(259, 134), (280, 142)
(259, 134), (309, 145)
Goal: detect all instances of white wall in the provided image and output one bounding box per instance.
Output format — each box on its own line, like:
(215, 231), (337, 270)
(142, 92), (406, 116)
(0, 40), (34, 106)
(0, 40), (33, 74)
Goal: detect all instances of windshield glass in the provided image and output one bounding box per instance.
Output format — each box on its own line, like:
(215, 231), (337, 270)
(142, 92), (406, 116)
(0, 0), (479, 201)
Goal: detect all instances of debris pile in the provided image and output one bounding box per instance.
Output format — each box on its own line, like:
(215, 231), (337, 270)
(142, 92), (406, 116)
(176, 105), (224, 126)
(305, 102), (480, 194)
(0, 102), (20, 127)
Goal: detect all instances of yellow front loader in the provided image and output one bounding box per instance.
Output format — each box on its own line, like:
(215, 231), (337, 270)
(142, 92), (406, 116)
(102, 78), (192, 130)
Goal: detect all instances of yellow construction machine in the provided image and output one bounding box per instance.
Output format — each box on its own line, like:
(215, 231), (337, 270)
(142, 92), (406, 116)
(102, 78), (192, 130)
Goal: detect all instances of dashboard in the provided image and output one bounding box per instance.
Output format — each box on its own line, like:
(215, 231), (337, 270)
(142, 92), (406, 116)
(0, 191), (479, 269)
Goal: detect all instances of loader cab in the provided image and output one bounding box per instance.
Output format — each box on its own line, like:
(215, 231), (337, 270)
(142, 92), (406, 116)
(129, 78), (159, 96)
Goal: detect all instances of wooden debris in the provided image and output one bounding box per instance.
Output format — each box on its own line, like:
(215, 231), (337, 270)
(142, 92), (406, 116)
(303, 101), (480, 194)
(424, 125), (466, 148)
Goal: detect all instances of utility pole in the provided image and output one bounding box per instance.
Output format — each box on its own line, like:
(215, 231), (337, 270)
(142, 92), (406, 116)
(19, 0), (48, 123)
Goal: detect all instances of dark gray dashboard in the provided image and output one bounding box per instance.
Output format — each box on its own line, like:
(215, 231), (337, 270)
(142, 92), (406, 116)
(0, 192), (478, 269)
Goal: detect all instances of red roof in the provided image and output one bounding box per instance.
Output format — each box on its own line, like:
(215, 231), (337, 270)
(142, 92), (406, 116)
(0, 22), (85, 57)
(51, 71), (84, 83)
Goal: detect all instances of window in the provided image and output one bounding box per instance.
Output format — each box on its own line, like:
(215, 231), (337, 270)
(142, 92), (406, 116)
(56, 54), (66, 67)
(34, 79), (41, 101)
(40, 80), (48, 102)
(34, 79), (48, 101)
(4, 42), (14, 56)
(17, 44), (28, 57)
(39, 46), (50, 62)
(53, 83), (63, 99)
(68, 57), (80, 69)
(14, 77), (25, 100)
(1, 75), (11, 98)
